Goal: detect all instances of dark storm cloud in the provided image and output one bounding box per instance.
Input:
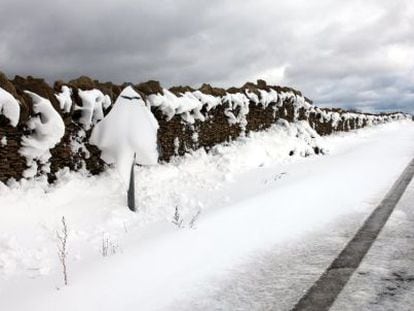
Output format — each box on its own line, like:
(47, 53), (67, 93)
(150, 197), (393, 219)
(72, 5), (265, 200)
(0, 0), (413, 113)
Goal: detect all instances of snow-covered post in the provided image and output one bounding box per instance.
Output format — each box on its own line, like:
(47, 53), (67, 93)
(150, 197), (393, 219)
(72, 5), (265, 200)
(127, 153), (136, 211)
(90, 86), (159, 211)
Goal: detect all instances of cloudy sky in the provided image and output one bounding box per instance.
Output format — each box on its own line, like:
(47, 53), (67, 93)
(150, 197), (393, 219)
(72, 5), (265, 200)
(0, 0), (413, 113)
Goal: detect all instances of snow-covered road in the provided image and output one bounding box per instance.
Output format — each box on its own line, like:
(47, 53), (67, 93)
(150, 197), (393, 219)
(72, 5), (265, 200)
(331, 176), (414, 310)
(0, 120), (414, 310)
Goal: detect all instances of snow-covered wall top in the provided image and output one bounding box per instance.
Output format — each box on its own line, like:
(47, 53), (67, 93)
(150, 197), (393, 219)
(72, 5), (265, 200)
(19, 91), (65, 178)
(0, 72), (411, 184)
(0, 87), (20, 127)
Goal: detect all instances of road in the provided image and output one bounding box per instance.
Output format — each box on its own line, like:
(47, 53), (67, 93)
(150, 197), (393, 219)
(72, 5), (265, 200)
(165, 138), (414, 310)
(331, 172), (414, 310)
(293, 157), (414, 310)
(170, 175), (414, 311)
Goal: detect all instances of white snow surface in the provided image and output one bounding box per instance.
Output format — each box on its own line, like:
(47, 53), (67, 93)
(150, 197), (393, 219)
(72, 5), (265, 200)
(19, 91), (65, 178)
(1, 120), (414, 311)
(90, 86), (159, 187)
(0, 87), (20, 127)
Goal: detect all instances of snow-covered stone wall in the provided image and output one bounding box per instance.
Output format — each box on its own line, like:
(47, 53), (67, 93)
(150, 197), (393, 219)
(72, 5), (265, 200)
(0, 72), (411, 184)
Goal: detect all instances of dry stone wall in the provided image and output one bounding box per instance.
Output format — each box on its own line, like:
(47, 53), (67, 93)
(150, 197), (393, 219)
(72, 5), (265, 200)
(0, 72), (411, 184)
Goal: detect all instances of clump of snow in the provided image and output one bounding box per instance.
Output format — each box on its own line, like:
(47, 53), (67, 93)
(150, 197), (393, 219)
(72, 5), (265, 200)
(330, 112), (341, 128)
(174, 137), (180, 155)
(19, 91), (65, 178)
(259, 89), (279, 108)
(0, 87), (20, 127)
(55, 85), (73, 113)
(1, 136), (7, 146)
(147, 87), (319, 129)
(76, 89), (111, 130)
(147, 89), (204, 124)
(90, 86), (159, 187)
(192, 132), (199, 143)
(245, 89), (260, 104)
(223, 93), (250, 130)
(192, 91), (221, 111)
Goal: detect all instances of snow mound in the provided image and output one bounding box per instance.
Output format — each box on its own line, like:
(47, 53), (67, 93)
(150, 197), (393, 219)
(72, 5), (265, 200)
(90, 86), (159, 187)
(0, 87), (20, 127)
(19, 91), (65, 178)
(76, 89), (112, 130)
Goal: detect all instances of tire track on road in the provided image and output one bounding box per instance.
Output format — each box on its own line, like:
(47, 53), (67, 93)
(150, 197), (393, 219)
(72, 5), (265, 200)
(291, 157), (414, 311)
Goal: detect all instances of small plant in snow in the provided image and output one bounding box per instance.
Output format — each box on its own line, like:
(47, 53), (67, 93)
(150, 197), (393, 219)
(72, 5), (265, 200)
(123, 221), (129, 234)
(172, 206), (184, 228)
(57, 216), (69, 286)
(101, 234), (119, 257)
(188, 209), (202, 229)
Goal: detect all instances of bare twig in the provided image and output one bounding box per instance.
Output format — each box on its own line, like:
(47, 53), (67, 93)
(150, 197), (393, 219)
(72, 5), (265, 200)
(57, 216), (69, 286)
(189, 209), (202, 229)
(172, 206), (184, 228)
(102, 234), (109, 257)
(101, 233), (119, 257)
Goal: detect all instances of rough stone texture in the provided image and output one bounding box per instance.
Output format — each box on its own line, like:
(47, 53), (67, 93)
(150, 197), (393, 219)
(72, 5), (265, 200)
(0, 74), (411, 184)
(0, 116), (27, 182)
(169, 85), (196, 95)
(12, 76), (60, 118)
(135, 80), (163, 95)
(199, 83), (227, 97)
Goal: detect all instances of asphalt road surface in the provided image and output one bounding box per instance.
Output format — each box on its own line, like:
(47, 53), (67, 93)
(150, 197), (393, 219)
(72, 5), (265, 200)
(292, 157), (414, 310)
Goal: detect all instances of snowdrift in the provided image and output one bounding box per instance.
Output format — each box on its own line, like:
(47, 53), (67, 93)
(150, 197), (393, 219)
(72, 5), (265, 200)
(0, 72), (411, 184)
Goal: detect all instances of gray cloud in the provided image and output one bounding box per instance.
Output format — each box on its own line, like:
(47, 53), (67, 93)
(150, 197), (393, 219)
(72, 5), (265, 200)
(0, 0), (413, 113)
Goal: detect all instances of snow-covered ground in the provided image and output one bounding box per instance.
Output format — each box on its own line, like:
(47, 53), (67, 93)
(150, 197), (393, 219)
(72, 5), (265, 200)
(0, 120), (414, 310)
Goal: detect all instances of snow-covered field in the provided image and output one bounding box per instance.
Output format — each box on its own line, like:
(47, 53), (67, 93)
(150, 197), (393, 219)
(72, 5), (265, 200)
(0, 120), (414, 310)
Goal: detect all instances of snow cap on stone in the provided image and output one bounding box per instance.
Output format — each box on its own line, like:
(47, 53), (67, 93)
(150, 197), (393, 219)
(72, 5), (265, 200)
(0, 87), (20, 127)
